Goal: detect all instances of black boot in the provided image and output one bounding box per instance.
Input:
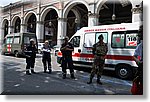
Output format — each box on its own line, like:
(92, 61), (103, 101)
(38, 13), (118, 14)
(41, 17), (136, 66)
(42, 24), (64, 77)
(31, 70), (36, 74)
(87, 77), (93, 84)
(97, 79), (102, 85)
(71, 74), (75, 79)
(44, 66), (47, 73)
(62, 74), (66, 79)
(48, 69), (52, 74)
(26, 71), (31, 75)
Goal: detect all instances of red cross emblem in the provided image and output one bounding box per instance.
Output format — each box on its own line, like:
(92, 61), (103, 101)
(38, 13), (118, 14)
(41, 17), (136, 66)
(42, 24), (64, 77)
(7, 44), (11, 53)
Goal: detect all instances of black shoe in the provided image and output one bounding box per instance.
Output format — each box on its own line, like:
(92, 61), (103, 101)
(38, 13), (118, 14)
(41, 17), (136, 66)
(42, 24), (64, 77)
(62, 75), (66, 79)
(87, 81), (92, 84)
(31, 71), (36, 74)
(97, 80), (102, 85)
(71, 75), (75, 79)
(26, 72), (31, 75)
(48, 69), (52, 74)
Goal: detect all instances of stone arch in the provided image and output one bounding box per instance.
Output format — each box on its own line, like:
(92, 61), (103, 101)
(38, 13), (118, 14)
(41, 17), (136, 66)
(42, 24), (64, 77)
(96, 0), (133, 25)
(11, 15), (21, 33)
(63, 0), (89, 18)
(24, 11), (37, 24)
(40, 6), (59, 21)
(1, 19), (9, 38)
(1, 19), (9, 28)
(96, 0), (133, 14)
(24, 11), (37, 33)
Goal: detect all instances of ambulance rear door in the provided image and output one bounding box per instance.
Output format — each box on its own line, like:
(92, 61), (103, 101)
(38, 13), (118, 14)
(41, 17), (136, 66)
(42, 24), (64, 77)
(69, 35), (81, 62)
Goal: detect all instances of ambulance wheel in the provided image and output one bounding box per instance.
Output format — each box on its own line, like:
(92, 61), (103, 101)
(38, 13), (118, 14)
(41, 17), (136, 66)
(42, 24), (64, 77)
(115, 64), (132, 79)
(14, 51), (19, 57)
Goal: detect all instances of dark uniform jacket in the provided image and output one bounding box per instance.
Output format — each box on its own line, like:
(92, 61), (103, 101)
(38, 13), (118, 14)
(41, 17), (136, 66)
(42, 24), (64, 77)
(25, 45), (37, 63)
(61, 42), (74, 57)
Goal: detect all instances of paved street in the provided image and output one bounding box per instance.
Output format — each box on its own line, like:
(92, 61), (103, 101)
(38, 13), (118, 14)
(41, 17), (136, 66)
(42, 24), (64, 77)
(0, 53), (132, 95)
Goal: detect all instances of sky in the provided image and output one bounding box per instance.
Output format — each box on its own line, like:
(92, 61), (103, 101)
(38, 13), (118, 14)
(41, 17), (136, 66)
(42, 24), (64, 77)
(0, 0), (21, 6)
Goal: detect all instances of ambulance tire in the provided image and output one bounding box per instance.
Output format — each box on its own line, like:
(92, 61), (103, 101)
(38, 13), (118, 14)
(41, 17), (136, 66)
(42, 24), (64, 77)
(14, 51), (19, 57)
(115, 64), (132, 80)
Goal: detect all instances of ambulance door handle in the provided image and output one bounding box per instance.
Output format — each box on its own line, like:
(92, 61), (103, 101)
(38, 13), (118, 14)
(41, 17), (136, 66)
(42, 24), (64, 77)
(78, 49), (81, 53)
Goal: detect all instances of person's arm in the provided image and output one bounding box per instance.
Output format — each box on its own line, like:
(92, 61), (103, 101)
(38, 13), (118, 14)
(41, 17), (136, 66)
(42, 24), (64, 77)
(92, 44), (96, 55)
(60, 44), (66, 51)
(65, 43), (74, 51)
(105, 43), (108, 55)
(133, 45), (142, 66)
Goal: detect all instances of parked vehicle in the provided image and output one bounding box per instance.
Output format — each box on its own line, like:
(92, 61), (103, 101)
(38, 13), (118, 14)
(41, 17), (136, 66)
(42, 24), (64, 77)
(1, 32), (37, 57)
(53, 45), (61, 56)
(57, 22), (142, 79)
(38, 43), (44, 54)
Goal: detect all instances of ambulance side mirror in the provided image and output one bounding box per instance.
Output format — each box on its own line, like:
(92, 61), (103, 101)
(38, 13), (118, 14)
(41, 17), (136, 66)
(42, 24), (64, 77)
(78, 49), (81, 53)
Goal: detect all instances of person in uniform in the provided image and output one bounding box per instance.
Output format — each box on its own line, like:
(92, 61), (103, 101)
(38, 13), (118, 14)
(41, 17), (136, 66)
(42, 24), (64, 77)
(132, 25), (143, 94)
(24, 39), (37, 75)
(60, 36), (75, 79)
(42, 40), (52, 73)
(87, 34), (108, 84)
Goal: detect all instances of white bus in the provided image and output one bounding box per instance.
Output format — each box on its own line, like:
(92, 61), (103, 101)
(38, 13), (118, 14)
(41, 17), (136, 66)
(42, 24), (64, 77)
(57, 22), (142, 79)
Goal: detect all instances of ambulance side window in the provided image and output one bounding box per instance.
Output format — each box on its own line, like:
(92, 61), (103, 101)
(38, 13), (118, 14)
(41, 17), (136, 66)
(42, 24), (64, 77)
(84, 33), (95, 48)
(14, 36), (20, 44)
(111, 30), (138, 48)
(125, 31), (138, 48)
(70, 36), (80, 47)
(112, 33), (125, 48)
(6, 37), (13, 44)
(96, 32), (108, 43)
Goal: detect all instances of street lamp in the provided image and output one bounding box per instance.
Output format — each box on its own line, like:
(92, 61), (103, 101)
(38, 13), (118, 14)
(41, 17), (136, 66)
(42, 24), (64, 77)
(49, 21), (52, 27)
(112, 1), (116, 21)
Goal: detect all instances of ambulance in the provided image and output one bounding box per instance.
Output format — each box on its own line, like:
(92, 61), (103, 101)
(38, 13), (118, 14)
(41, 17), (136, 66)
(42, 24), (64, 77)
(57, 22), (142, 79)
(1, 32), (37, 57)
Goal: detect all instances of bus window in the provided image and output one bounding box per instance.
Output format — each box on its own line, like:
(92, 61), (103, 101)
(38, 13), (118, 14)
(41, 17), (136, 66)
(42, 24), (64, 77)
(84, 33), (95, 48)
(14, 37), (20, 44)
(96, 32), (108, 43)
(6, 37), (13, 44)
(70, 36), (80, 47)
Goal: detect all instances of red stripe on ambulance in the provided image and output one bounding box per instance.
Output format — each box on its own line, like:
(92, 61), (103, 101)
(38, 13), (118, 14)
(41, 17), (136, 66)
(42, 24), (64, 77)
(57, 52), (134, 61)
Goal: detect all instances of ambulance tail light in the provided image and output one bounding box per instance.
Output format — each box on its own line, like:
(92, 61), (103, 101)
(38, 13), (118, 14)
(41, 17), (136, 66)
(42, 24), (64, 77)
(57, 51), (62, 57)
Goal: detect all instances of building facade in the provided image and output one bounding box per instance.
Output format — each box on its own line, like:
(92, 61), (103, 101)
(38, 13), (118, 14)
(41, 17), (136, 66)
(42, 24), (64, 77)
(0, 0), (143, 46)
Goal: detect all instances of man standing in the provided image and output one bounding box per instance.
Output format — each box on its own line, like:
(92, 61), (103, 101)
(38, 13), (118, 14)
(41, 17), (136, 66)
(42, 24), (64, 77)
(60, 36), (75, 79)
(132, 25), (143, 94)
(42, 40), (52, 73)
(25, 39), (37, 75)
(87, 34), (108, 84)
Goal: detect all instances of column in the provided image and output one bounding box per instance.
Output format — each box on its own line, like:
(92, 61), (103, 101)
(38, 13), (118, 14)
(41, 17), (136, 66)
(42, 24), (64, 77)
(131, 6), (143, 23)
(57, 17), (67, 46)
(20, 4), (25, 33)
(88, 13), (99, 26)
(36, 21), (44, 43)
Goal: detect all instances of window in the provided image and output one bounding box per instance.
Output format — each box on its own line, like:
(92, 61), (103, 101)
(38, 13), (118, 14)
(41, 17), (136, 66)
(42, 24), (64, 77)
(70, 36), (80, 47)
(96, 32), (108, 43)
(84, 33), (95, 48)
(24, 37), (30, 44)
(112, 33), (125, 48)
(112, 30), (138, 48)
(126, 33), (138, 48)
(6, 37), (13, 44)
(14, 37), (20, 44)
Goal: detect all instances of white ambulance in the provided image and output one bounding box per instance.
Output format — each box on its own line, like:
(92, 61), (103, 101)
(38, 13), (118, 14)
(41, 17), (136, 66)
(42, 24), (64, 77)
(57, 22), (142, 79)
